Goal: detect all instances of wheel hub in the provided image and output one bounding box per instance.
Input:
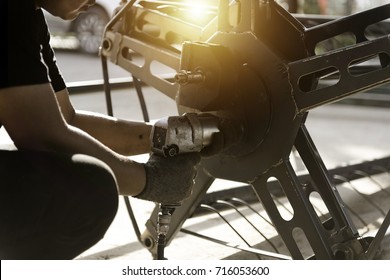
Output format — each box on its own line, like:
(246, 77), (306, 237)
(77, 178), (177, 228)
(177, 32), (305, 182)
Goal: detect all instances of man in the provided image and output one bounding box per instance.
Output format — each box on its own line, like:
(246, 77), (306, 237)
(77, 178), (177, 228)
(0, 0), (200, 259)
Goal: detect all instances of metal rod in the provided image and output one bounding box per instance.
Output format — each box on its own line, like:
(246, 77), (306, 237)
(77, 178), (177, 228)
(229, 198), (275, 228)
(200, 204), (253, 250)
(133, 75), (150, 123)
(363, 209), (390, 259)
(333, 174), (386, 216)
(156, 203), (179, 260)
(101, 55), (114, 117)
(215, 200), (280, 254)
(353, 170), (390, 197)
(123, 197), (142, 243)
(180, 228), (292, 260)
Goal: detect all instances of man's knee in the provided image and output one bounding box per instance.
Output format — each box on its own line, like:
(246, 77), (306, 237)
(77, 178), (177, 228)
(71, 154), (119, 227)
(0, 151), (120, 259)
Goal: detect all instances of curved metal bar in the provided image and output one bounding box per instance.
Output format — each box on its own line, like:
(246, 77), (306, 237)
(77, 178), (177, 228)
(215, 200), (280, 254)
(199, 204), (254, 252)
(353, 170), (390, 197)
(333, 174), (386, 216)
(363, 209), (390, 259)
(229, 197), (275, 228)
(180, 228), (292, 260)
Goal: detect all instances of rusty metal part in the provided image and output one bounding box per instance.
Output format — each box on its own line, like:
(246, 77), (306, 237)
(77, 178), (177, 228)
(101, 0), (390, 259)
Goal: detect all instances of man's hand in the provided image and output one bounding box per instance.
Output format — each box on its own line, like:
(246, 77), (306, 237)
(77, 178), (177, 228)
(136, 153), (201, 203)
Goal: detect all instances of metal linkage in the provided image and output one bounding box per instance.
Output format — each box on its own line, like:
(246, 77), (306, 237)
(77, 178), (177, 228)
(180, 157), (390, 260)
(100, 0), (390, 259)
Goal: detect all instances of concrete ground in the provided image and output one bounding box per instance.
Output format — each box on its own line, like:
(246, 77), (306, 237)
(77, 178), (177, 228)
(73, 88), (390, 260)
(1, 81), (389, 260)
(7, 82), (390, 260)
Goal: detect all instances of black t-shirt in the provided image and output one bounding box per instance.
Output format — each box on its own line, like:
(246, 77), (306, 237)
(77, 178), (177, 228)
(1, 0), (66, 92)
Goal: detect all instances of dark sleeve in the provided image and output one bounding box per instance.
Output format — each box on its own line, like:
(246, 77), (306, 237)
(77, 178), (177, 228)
(39, 9), (66, 92)
(1, 0), (64, 91)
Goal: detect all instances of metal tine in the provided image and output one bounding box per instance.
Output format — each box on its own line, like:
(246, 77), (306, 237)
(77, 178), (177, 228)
(199, 204), (261, 259)
(371, 165), (390, 175)
(331, 174), (370, 232)
(215, 199), (280, 254)
(180, 228), (292, 260)
(362, 208), (390, 260)
(353, 169), (390, 197)
(372, 165), (390, 188)
(229, 197), (327, 256)
(332, 174), (379, 233)
(333, 174), (386, 216)
(229, 197), (275, 228)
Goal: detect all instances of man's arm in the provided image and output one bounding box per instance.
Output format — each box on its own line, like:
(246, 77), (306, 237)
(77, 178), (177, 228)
(0, 83), (146, 196)
(55, 88), (152, 155)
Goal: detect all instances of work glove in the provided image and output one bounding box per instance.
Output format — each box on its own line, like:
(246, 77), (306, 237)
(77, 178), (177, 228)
(136, 153), (201, 204)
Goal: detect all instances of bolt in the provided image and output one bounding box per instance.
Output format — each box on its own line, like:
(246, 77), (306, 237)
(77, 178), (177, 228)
(174, 70), (205, 85)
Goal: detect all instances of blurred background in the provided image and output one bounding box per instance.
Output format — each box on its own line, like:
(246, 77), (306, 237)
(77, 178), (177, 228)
(46, 0), (389, 54)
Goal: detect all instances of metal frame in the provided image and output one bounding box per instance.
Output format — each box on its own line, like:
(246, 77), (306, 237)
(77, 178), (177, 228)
(100, 0), (390, 259)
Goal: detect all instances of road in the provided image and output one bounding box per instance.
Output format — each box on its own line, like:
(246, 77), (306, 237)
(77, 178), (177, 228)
(55, 50), (130, 82)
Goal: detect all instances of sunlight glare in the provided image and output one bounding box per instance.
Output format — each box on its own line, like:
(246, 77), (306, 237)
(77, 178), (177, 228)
(182, 0), (213, 23)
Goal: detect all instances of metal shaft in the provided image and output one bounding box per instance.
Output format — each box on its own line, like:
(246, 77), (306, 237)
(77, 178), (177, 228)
(156, 203), (180, 260)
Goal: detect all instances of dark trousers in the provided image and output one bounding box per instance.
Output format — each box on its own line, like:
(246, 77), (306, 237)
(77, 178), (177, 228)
(0, 150), (119, 259)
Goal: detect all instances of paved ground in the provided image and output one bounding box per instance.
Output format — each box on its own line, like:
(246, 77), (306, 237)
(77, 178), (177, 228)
(1, 50), (389, 260)
(4, 84), (389, 260)
(1, 84), (389, 260)
(74, 88), (390, 260)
